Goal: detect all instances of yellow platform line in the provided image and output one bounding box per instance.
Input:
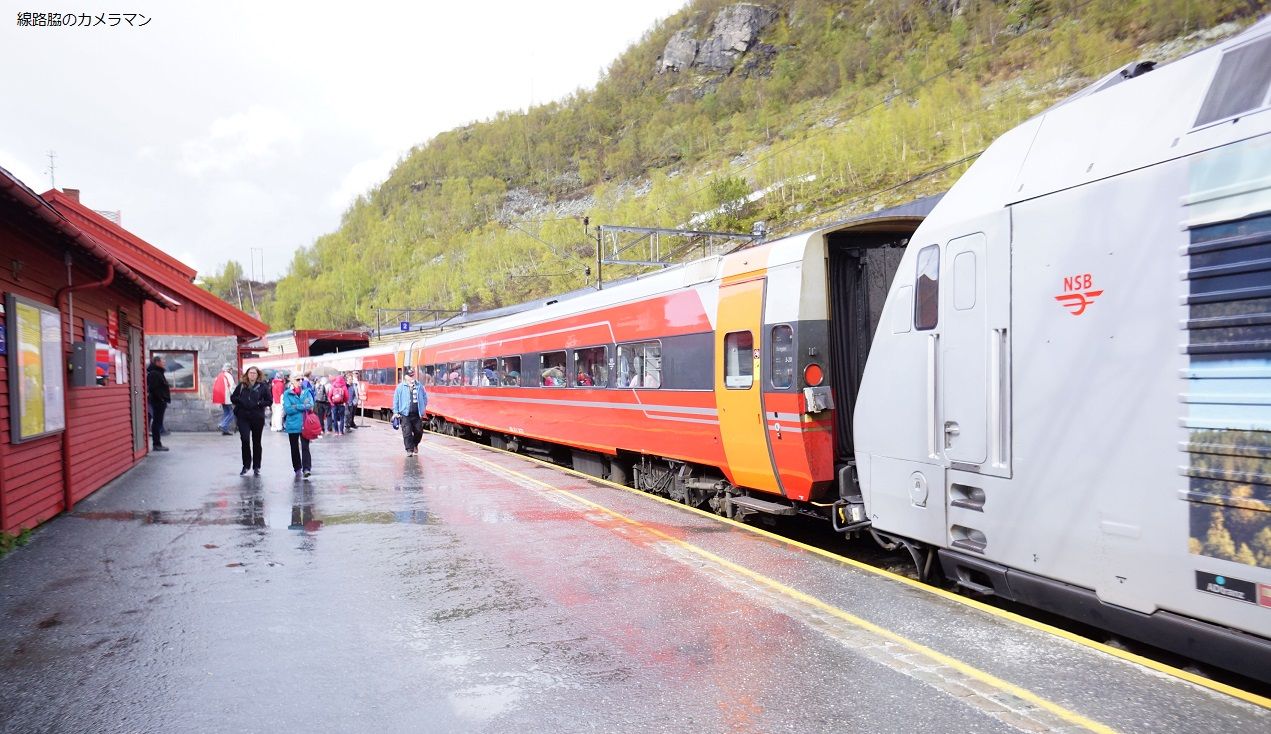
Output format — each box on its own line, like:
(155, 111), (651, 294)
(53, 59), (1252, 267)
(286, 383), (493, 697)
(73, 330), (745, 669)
(426, 432), (1271, 711)
(428, 441), (1123, 734)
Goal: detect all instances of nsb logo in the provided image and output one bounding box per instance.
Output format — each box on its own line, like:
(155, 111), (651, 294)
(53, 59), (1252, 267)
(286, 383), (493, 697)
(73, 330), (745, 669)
(1054, 273), (1103, 316)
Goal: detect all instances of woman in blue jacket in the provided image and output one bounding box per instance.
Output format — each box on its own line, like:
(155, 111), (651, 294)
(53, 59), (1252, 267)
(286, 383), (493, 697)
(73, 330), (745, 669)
(393, 367), (428, 456)
(283, 373), (315, 478)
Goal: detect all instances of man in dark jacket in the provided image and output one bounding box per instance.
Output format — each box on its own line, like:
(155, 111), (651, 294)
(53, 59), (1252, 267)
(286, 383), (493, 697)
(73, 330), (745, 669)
(147, 355), (172, 451)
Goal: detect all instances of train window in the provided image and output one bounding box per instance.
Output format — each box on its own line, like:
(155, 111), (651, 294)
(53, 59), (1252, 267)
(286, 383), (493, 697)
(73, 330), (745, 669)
(953, 250), (976, 311)
(540, 351), (567, 387)
(445, 362), (462, 386)
(770, 325), (794, 389)
(573, 346), (608, 387)
(724, 331), (754, 389)
(914, 245), (940, 331)
(498, 356), (522, 386)
(433, 364), (445, 386)
(1195, 35), (1271, 127)
(479, 359), (498, 386)
(617, 341), (661, 389)
(423, 365), (436, 386)
(463, 360), (478, 386)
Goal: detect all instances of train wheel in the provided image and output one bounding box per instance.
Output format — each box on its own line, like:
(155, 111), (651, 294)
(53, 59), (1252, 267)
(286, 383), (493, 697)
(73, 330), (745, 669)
(491, 435), (508, 451)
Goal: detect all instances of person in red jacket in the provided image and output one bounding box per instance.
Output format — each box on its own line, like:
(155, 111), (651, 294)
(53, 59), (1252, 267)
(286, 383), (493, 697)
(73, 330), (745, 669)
(270, 369), (288, 432)
(212, 363), (236, 435)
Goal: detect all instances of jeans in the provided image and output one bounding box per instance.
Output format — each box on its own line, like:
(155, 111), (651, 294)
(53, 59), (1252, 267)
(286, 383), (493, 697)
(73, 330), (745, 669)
(315, 402), (329, 432)
(287, 432), (311, 472)
(238, 416), (264, 469)
(331, 404), (346, 434)
(402, 412), (422, 452)
(347, 404), (358, 427)
(219, 404), (235, 433)
(150, 401), (167, 447)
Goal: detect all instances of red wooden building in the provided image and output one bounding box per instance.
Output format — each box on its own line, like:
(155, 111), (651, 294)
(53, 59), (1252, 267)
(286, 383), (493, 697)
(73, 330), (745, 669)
(0, 167), (174, 534)
(43, 189), (268, 431)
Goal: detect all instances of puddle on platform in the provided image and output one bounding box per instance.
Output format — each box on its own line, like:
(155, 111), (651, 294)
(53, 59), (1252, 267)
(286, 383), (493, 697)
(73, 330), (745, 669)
(72, 505), (436, 529)
(449, 683), (522, 722)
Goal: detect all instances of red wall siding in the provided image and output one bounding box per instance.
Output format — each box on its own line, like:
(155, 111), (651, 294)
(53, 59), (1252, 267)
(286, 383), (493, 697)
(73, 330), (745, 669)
(144, 299), (242, 336)
(1, 208), (147, 533)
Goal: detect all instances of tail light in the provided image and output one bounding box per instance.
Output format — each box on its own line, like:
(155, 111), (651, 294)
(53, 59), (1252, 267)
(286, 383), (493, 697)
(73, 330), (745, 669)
(804, 363), (824, 387)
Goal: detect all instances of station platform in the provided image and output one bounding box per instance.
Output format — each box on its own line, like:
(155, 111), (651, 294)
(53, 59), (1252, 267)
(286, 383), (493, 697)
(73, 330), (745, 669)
(0, 424), (1267, 732)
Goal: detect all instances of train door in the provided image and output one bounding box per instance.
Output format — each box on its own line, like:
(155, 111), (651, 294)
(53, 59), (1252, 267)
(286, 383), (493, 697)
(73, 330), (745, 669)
(938, 212), (1010, 474)
(715, 277), (783, 494)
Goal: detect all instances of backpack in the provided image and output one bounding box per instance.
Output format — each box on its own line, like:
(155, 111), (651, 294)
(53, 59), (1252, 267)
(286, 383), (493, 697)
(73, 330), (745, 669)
(330, 385), (347, 404)
(315, 383), (328, 402)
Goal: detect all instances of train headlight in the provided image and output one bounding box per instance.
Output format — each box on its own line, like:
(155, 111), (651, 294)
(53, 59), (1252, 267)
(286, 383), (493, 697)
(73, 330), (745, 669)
(804, 363), (824, 387)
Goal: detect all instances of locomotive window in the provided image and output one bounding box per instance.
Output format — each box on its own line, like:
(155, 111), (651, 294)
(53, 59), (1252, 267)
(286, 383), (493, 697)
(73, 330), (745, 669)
(573, 346), (608, 387)
(616, 341), (661, 389)
(540, 351), (567, 387)
(498, 356), (522, 386)
(1195, 36), (1271, 127)
(770, 325), (794, 389)
(914, 245), (940, 331)
(724, 331), (754, 389)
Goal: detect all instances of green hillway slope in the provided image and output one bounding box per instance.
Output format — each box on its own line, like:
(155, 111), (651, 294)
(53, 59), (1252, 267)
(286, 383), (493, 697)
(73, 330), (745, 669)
(240, 0), (1265, 330)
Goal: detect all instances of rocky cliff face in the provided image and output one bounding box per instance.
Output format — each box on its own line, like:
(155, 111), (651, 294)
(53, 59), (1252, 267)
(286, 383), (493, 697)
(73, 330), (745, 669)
(658, 3), (778, 75)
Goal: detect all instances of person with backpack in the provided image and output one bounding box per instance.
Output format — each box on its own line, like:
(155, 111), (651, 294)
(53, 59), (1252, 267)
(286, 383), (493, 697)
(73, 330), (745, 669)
(212, 363), (237, 435)
(329, 372), (349, 435)
(313, 376), (331, 433)
(270, 370), (287, 432)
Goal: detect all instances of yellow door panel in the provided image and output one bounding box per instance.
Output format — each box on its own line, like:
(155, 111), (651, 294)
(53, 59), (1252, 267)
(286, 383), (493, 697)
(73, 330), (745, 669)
(715, 277), (782, 494)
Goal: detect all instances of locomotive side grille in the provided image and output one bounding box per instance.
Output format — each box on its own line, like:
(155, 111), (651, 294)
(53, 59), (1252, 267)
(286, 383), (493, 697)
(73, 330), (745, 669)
(1182, 211), (1271, 569)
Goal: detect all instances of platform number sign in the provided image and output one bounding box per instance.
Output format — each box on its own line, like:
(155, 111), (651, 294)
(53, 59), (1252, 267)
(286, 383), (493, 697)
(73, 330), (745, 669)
(400, 321), (410, 332)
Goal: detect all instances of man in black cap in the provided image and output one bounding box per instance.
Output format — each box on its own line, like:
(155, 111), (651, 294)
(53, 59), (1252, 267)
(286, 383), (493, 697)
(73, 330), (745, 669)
(146, 354), (172, 451)
(392, 367), (428, 456)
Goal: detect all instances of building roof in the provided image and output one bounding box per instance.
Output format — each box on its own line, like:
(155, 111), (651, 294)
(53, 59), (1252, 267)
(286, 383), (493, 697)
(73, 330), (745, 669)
(0, 166), (174, 308)
(43, 188), (268, 339)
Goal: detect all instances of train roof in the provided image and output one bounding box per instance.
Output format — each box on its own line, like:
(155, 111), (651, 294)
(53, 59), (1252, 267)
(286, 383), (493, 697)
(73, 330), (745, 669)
(926, 17), (1271, 229)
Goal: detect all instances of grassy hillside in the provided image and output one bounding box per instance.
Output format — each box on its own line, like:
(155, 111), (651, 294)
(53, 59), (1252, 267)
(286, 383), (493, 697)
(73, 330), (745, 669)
(260, 0), (1263, 330)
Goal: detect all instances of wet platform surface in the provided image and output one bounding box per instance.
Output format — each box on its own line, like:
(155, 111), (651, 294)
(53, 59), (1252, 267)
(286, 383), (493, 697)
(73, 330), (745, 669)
(0, 426), (1267, 733)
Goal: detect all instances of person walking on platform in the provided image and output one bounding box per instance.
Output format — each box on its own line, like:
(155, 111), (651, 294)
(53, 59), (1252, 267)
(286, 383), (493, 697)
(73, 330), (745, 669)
(231, 366), (271, 475)
(314, 376), (331, 433)
(213, 363), (236, 435)
(283, 373), (315, 478)
(329, 372), (349, 435)
(393, 367), (428, 456)
(346, 371), (362, 430)
(270, 370), (287, 432)
(146, 355), (172, 452)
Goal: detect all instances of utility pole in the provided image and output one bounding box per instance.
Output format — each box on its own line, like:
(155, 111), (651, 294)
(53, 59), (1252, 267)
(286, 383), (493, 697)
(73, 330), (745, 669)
(46, 150), (57, 189)
(586, 216), (602, 291)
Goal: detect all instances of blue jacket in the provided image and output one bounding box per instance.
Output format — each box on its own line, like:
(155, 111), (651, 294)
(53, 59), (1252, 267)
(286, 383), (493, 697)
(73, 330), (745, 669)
(282, 388), (314, 434)
(393, 380), (428, 417)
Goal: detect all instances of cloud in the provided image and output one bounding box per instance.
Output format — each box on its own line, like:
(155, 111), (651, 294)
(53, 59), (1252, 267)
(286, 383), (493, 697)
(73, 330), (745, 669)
(180, 105), (302, 177)
(327, 151), (400, 212)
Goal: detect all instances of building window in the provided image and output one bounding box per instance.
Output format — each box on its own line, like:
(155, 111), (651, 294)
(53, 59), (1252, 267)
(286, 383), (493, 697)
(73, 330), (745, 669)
(617, 340), (661, 389)
(724, 331), (754, 389)
(151, 350), (198, 391)
(573, 346), (608, 387)
(540, 351), (567, 386)
(499, 356), (522, 386)
(914, 245), (940, 331)
(770, 325), (794, 389)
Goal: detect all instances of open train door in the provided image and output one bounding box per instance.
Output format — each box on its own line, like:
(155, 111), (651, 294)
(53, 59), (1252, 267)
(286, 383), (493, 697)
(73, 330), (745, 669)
(715, 275), (783, 495)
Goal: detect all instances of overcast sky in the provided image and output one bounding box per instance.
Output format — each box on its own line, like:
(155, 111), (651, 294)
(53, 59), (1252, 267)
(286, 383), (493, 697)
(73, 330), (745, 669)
(1, 0), (686, 279)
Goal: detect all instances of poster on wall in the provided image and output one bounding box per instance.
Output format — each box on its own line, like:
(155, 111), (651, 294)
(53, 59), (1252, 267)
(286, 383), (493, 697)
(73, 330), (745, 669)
(84, 318), (111, 384)
(5, 293), (66, 443)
